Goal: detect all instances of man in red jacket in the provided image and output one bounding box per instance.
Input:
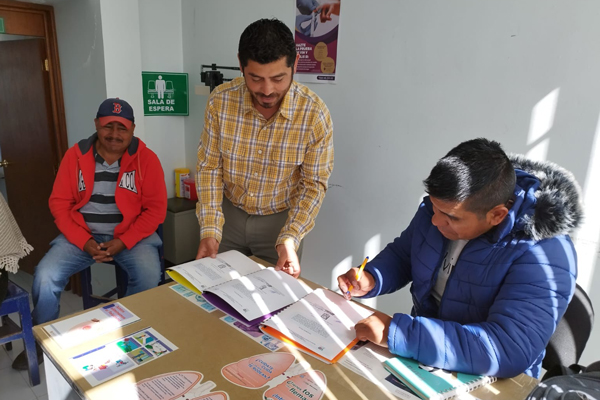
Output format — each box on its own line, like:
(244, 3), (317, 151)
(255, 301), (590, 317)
(12, 98), (167, 370)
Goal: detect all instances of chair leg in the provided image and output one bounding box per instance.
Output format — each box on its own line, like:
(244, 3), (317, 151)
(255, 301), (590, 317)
(18, 300), (40, 386)
(80, 267), (95, 310)
(1, 316), (12, 351)
(115, 266), (128, 298)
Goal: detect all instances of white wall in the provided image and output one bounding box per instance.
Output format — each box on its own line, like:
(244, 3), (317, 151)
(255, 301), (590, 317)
(139, 0), (185, 198)
(99, 0), (145, 142)
(53, 0), (107, 146)
(181, 0), (261, 173)
(181, 0), (600, 365)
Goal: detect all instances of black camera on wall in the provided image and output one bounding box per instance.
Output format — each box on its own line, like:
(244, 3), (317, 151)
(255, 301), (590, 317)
(201, 64), (240, 92)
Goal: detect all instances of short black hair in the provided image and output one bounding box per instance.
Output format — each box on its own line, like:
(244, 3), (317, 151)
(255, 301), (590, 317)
(423, 138), (516, 216)
(238, 18), (296, 69)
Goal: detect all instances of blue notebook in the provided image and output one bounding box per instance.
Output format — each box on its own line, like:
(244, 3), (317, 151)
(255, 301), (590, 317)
(383, 357), (496, 400)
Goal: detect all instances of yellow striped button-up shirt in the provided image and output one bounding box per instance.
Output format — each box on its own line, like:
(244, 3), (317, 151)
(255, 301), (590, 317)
(196, 77), (334, 249)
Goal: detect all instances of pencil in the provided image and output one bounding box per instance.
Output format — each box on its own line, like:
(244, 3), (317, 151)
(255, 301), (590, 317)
(347, 256), (369, 296)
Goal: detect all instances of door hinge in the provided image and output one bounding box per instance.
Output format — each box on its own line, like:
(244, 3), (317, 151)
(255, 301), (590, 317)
(44, 59), (49, 71)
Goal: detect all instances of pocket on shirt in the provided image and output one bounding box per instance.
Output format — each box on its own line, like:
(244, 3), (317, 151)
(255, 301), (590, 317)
(270, 151), (303, 181)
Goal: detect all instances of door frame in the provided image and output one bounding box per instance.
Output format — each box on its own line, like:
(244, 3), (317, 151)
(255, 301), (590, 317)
(0, 0), (68, 163)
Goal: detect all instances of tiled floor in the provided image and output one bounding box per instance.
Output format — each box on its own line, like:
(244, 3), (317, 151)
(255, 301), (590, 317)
(0, 270), (84, 400)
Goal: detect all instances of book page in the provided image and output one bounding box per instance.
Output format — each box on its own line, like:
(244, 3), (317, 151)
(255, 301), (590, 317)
(168, 250), (263, 292)
(261, 289), (374, 362)
(203, 268), (312, 321)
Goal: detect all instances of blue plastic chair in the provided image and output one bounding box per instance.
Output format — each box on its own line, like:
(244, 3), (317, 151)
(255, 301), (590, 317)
(80, 225), (166, 310)
(0, 281), (40, 386)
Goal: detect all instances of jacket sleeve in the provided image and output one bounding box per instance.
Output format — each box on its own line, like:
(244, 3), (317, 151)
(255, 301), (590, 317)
(361, 204), (423, 298)
(48, 148), (92, 250)
(386, 235), (577, 378)
(118, 151), (167, 249)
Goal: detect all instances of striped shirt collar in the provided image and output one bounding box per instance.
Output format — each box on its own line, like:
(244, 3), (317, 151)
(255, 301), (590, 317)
(92, 141), (121, 167)
(241, 80), (295, 121)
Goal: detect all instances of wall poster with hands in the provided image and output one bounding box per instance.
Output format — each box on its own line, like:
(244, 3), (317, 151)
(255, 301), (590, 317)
(295, 0), (341, 83)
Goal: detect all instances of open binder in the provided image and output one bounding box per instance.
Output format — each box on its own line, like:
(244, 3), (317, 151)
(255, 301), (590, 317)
(168, 251), (373, 362)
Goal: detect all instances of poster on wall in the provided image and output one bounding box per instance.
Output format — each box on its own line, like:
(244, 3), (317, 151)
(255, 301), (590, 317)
(294, 0), (341, 84)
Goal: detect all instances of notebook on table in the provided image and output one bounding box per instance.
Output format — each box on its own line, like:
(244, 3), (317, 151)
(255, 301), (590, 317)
(383, 356), (497, 400)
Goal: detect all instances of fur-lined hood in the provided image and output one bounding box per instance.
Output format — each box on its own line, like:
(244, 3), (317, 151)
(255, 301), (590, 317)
(497, 154), (584, 241)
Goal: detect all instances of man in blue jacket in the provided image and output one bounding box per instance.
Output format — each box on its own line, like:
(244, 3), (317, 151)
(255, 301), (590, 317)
(339, 138), (582, 379)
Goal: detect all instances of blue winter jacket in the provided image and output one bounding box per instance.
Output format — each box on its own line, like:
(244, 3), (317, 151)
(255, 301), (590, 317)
(362, 156), (582, 378)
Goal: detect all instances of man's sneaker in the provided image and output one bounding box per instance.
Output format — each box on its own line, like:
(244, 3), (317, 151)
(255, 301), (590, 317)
(11, 343), (43, 371)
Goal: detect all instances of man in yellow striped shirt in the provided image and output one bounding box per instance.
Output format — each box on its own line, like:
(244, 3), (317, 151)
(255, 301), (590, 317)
(195, 18), (334, 278)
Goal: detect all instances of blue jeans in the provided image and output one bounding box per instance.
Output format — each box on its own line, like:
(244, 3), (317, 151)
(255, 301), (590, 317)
(32, 233), (162, 324)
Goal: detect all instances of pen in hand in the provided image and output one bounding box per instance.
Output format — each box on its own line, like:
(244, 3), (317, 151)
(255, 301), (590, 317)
(346, 256), (369, 297)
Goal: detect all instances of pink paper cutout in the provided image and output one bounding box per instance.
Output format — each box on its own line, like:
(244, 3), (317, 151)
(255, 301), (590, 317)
(264, 371), (327, 400)
(222, 353), (296, 388)
(135, 371), (203, 399)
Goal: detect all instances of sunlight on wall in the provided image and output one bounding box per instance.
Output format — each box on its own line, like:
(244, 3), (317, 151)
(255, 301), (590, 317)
(359, 234), (382, 309)
(528, 88), (560, 145)
(571, 112), (600, 292)
(329, 234), (382, 309)
(526, 138), (550, 162)
(364, 234), (381, 261)
(331, 255), (353, 292)
(526, 88), (559, 162)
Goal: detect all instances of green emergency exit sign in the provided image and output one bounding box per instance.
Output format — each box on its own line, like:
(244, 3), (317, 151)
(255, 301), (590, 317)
(0, 18), (5, 33)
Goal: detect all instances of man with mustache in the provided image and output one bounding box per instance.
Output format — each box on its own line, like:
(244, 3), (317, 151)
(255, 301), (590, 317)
(12, 98), (167, 370)
(195, 18), (334, 278)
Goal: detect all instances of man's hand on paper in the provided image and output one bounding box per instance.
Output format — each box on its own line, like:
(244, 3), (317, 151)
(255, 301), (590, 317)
(276, 240), (301, 278)
(338, 268), (375, 300)
(354, 311), (392, 347)
(196, 237), (219, 259)
(84, 238), (112, 262)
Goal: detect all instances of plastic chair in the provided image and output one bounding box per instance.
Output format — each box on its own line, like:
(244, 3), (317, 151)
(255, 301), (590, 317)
(542, 283), (595, 372)
(0, 281), (40, 386)
(80, 225), (166, 310)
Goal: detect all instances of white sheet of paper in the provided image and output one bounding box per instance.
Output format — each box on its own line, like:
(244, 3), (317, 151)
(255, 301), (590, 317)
(262, 288), (374, 362)
(169, 250), (263, 291)
(43, 302), (140, 349)
(204, 268), (312, 320)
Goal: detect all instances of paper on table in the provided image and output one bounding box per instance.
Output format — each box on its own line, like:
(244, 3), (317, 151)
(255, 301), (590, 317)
(170, 284), (217, 313)
(70, 327), (178, 387)
(220, 315), (285, 352)
(261, 288), (374, 363)
(340, 342), (421, 400)
(135, 371), (228, 400)
(203, 267), (312, 322)
(167, 250), (263, 293)
(43, 302), (140, 349)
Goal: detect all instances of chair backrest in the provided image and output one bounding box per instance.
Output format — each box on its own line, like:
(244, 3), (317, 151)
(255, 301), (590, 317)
(542, 283), (595, 371)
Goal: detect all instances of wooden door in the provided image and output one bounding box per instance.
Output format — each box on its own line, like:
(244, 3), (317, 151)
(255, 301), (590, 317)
(0, 38), (59, 274)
